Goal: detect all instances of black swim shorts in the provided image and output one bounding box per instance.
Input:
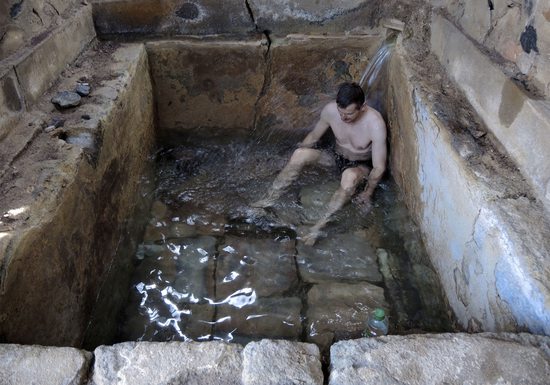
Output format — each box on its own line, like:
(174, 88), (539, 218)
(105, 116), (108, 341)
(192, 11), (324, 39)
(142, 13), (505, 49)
(334, 153), (371, 173)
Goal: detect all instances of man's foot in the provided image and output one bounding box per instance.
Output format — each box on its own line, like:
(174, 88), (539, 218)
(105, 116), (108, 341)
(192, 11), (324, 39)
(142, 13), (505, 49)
(300, 226), (325, 246)
(250, 196), (277, 208)
(353, 193), (373, 216)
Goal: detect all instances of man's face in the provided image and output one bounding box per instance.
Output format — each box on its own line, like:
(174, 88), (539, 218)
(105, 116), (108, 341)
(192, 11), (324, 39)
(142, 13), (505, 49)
(337, 103), (361, 123)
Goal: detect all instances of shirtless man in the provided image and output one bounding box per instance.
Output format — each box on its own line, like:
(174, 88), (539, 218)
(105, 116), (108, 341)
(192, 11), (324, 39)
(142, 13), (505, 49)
(252, 82), (387, 245)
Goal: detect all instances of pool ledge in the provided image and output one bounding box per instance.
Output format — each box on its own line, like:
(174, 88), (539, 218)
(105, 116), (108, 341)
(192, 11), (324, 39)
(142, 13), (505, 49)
(0, 42), (155, 346)
(1, 334), (548, 384)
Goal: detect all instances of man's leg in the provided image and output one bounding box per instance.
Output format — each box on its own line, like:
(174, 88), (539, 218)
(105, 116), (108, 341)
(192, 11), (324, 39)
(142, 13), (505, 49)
(302, 165), (370, 245)
(251, 148), (325, 208)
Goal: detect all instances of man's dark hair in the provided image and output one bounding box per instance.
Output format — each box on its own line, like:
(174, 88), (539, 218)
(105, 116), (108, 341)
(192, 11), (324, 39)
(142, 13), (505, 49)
(336, 82), (365, 109)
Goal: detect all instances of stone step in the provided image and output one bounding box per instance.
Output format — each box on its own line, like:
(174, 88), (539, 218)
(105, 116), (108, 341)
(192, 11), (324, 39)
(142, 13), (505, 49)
(2, 333), (548, 384)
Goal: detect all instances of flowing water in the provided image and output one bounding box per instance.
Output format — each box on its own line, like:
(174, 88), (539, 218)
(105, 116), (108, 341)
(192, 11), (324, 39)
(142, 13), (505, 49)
(108, 128), (454, 349)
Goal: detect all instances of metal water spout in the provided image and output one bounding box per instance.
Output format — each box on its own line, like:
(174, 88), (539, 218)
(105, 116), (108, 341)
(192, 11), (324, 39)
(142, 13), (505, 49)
(382, 18), (405, 37)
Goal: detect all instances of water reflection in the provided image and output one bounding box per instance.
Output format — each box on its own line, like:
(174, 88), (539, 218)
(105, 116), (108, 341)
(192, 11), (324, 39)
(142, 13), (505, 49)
(117, 132), (454, 347)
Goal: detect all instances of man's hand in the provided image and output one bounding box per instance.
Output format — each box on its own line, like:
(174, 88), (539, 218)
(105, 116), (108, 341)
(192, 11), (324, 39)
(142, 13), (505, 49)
(297, 141), (315, 148)
(354, 191), (373, 215)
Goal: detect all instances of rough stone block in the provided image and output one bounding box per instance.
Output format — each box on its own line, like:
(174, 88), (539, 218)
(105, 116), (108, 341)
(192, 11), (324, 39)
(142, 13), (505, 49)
(14, 4), (95, 104)
(249, 0), (378, 35)
(92, 0), (253, 36)
(0, 344), (91, 385)
(255, 35), (377, 133)
(242, 340), (323, 385)
(297, 232), (382, 283)
(0, 67), (25, 140)
(92, 341), (243, 385)
(329, 333), (550, 385)
(306, 282), (388, 350)
(216, 236), (298, 300)
(431, 13), (550, 210)
(146, 39), (266, 131)
(214, 297), (302, 342)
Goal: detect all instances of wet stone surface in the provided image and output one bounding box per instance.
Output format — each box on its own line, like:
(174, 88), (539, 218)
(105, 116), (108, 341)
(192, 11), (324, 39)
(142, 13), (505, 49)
(306, 282), (389, 351)
(297, 232), (383, 284)
(216, 236), (298, 299)
(100, 131), (454, 348)
(214, 297), (303, 343)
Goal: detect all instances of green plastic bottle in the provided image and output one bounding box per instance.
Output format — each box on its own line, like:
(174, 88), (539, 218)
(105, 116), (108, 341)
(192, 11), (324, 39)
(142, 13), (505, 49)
(364, 308), (389, 337)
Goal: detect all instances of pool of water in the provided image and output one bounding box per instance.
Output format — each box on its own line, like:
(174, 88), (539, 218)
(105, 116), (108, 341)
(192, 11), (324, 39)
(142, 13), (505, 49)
(106, 128), (455, 349)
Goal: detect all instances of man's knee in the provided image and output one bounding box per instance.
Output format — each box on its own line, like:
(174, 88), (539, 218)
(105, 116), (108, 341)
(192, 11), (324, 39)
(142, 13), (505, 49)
(340, 168), (364, 191)
(289, 148), (320, 166)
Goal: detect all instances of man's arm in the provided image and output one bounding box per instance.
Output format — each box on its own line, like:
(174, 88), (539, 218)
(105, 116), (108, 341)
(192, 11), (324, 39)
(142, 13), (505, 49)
(359, 121), (387, 201)
(298, 105), (331, 148)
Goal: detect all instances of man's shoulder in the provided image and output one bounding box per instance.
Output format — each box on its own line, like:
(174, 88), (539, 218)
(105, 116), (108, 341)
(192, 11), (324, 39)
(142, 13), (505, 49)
(364, 106), (386, 129)
(321, 101), (338, 120)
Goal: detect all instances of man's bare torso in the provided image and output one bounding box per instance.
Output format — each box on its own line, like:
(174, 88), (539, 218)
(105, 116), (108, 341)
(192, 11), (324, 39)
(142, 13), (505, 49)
(323, 101), (384, 161)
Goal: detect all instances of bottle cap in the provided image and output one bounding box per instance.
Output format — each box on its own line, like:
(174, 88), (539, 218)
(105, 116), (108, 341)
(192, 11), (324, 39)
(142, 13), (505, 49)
(373, 308), (386, 321)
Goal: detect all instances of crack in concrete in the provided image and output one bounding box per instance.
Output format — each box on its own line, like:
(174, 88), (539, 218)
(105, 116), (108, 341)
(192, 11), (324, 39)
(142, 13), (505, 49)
(31, 8), (44, 25)
(469, 208), (482, 248)
(46, 1), (60, 16)
(244, 0), (256, 29)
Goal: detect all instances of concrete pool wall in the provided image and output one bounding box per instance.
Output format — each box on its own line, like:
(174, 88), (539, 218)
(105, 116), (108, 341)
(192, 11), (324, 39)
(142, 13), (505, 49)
(0, 0), (549, 363)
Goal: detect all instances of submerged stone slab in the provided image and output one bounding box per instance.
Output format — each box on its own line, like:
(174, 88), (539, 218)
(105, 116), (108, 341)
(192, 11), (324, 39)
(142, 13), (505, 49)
(92, 341), (243, 385)
(170, 203), (227, 236)
(306, 282), (388, 351)
(142, 221), (198, 242)
(216, 236), (298, 299)
(214, 297), (302, 341)
(297, 232), (382, 283)
(121, 301), (214, 342)
(0, 344), (91, 385)
(173, 235), (217, 302)
(329, 333), (550, 385)
(299, 181), (341, 224)
(242, 340), (323, 385)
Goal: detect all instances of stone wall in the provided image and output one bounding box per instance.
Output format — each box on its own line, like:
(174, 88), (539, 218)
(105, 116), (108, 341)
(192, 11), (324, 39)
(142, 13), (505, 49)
(388, 47), (550, 334)
(434, 0), (550, 98)
(0, 3), (95, 145)
(92, 0), (254, 36)
(91, 0), (413, 37)
(430, 11), (550, 213)
(0, 0), (82, 60)
(147, 35), (381, 135)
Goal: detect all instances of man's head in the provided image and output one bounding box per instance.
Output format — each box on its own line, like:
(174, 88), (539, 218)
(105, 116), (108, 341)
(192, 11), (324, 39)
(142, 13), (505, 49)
(336, 82), (365, 123)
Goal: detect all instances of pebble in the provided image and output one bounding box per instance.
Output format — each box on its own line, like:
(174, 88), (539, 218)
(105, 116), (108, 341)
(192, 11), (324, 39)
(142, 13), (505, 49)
(44, 125), (56, 133)
(75, 83), (91, 96)
(51, 91), (81, 108)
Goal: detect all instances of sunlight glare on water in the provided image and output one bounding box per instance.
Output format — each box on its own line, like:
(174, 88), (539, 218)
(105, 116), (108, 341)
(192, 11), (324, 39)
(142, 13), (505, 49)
(116, 129), (454, 348)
